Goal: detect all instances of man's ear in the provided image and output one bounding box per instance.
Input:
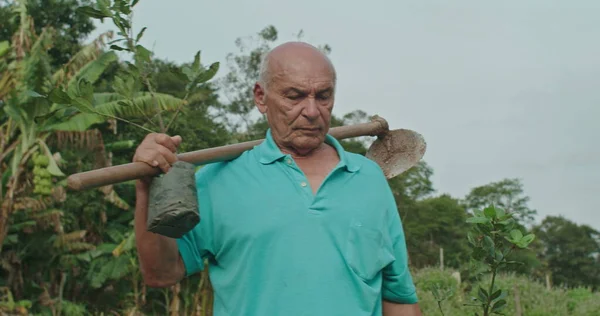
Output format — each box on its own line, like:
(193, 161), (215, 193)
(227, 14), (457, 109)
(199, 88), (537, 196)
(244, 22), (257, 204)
(254, 83), (267, 114)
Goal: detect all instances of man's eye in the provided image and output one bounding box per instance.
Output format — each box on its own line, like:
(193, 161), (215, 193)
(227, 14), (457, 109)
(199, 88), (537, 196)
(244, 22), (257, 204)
(317, 93), (331, 100)
(287, 94), (302, 100)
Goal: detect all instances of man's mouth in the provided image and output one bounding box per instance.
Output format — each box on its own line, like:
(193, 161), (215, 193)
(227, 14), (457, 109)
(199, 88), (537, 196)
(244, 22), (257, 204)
(296, 126), (321, 131)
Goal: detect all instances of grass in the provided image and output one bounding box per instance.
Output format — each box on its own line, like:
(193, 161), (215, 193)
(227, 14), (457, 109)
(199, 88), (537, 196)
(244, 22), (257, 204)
(412, 267), (600, 316)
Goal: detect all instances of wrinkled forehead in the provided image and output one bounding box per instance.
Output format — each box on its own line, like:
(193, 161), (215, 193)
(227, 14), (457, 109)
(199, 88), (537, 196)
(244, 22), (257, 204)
(270, 57), (336, 90)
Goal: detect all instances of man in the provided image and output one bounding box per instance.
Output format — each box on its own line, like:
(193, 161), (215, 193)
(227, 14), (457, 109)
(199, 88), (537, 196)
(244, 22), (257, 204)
(133, 42), (421, 316)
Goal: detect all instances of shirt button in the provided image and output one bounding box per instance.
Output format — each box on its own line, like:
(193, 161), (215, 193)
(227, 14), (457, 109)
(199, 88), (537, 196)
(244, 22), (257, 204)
(286, 159), (292, 165)
(300, 182), (307, 187)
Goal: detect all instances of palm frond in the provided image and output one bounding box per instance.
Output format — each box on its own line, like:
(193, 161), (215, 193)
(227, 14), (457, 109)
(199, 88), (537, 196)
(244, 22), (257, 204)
(66, 51), (118, 88)
(43, 113), (106, 132)
(95, 92), (185, 118)
(20, 27), (53, 96)
(11, 0), (34, 60)
(44, 92), (185, 132)
(52, 31), (114, 85)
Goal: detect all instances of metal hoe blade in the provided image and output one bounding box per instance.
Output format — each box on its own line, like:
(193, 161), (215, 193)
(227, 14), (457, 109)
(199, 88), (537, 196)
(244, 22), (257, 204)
(366, 129), (427, 179)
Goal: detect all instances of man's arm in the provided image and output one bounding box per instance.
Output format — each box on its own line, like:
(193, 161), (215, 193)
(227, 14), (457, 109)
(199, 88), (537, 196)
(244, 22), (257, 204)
(135, 179), (185, 287)
(383, 300), (422, 316)
(133, 133), (186, 288)
(379, 177), (422, 315)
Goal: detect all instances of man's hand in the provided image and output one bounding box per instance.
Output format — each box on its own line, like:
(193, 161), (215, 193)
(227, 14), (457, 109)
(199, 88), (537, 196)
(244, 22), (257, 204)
(133, 133), (182, 174)
(383, 300), (422, 316)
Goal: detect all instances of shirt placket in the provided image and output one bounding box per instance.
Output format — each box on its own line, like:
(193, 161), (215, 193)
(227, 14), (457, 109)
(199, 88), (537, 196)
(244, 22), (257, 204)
(282, 155), (314, 204)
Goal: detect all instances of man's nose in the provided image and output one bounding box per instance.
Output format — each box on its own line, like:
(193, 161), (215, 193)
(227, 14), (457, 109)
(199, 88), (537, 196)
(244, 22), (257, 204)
(302, 98), (320, 120)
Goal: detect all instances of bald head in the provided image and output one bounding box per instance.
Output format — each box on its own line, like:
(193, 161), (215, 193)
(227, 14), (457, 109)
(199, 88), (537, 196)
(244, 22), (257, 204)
(258, 42), (336, 91)
(253, 41), (338, 156)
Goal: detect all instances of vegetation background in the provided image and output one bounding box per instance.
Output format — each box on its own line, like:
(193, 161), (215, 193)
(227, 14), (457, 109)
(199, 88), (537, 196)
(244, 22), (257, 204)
(0, 0), (598, 315)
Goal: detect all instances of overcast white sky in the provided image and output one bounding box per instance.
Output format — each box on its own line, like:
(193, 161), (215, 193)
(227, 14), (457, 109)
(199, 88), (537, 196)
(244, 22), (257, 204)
(88, 0), (600, 230)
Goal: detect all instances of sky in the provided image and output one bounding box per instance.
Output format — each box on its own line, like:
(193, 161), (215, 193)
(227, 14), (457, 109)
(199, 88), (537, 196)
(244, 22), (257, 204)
(87, 0), (600, 230)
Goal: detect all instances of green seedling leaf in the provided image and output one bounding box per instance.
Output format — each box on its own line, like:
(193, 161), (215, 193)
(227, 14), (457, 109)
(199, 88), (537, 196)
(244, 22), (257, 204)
(192, 51), (201, 72)
(135, 27), (147, 43)
(490, 289), (502, 301)
(483, 235), (494, 250)
(467, 216), (490, 224)
(77, 6), (111, 19)
(505, 260), (524, 265)
(477, 286), (488, 302)
(484, 205), (496, 218)
(48, 88), (72, 104)
(71, 97), (96, 114)
(131, 0), (141, 7)
(467, 231), (477, 246)
(113, 0), (131, 14)
(517, 233), (535, 248)
(182, 65), (195, 81)
(492, 289), (507, 304)
(510, 229), (523, 241)
(494, 249), (504, 262)
(495, 207), (505, 219)
(110, 45), (128, 51)
(135, 44), (152, 62)
(112, 16), (126, 35)
(521, 233), (535, 243)
(108, 38), (126, 45)
(25, 90), (44, 98)
(498, 218), (514, 226)
(97, 0), (111, 15)
(492, 299), (507, 312)
(194, 62), (220, 84)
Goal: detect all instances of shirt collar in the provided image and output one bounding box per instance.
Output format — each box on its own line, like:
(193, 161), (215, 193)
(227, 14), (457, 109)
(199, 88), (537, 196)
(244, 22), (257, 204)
(256, 129), (360, 173)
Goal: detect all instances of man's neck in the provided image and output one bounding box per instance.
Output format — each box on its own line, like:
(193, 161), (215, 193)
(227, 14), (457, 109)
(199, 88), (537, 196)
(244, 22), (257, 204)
(280, 142), (329, 160)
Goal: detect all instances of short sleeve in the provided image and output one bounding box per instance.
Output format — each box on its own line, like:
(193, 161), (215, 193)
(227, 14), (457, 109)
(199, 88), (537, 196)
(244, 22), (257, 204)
(381, 185), (419, 304)
(176, 167), (215, 276)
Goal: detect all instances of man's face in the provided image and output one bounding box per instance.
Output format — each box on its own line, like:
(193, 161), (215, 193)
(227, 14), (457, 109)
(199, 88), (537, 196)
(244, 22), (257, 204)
(254, 56), (335, 156)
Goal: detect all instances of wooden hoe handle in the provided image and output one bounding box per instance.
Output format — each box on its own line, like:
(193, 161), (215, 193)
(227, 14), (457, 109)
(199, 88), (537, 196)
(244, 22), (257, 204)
(67, 116), (389, 191)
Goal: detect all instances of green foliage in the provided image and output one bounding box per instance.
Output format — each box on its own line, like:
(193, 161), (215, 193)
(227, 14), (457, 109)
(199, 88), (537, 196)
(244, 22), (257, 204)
(1, 2), (599, 315)
(533, 216), (600, 290)
(0, 0), (96, 67)
(464, 178), (537, 225)
(415, 269), (600, 316)
(403, 194), (471, 269)
(69, 0), (220, 134)
(465, 205), (536, 316)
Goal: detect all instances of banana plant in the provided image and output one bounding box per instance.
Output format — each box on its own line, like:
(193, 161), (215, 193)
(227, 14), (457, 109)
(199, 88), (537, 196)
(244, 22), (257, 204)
(0, 0), (191, 251)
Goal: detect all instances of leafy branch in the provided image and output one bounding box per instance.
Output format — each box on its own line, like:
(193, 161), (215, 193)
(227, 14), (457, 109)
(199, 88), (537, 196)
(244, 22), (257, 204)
(465, 205), (535, 316)
(43, 0), (219, 134)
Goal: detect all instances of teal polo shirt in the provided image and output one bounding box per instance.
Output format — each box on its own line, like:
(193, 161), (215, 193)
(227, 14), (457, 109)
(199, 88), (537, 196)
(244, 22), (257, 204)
(177, 129), (417, 316)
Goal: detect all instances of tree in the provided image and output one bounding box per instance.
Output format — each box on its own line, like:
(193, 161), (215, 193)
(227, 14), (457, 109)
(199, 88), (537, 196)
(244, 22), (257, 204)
(0, 0), (96, 68)
(464, 178), (537, 225)
(533, 216), (600, 290)
(402, 194), (471, 269)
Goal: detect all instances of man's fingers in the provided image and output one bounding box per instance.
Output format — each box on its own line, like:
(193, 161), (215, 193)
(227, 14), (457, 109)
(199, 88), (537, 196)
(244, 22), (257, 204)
(154, 155), (171, 173)
(158, 146), (178, 165)
(171, 135), (182, 147)
(155, 134), (178, 153)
